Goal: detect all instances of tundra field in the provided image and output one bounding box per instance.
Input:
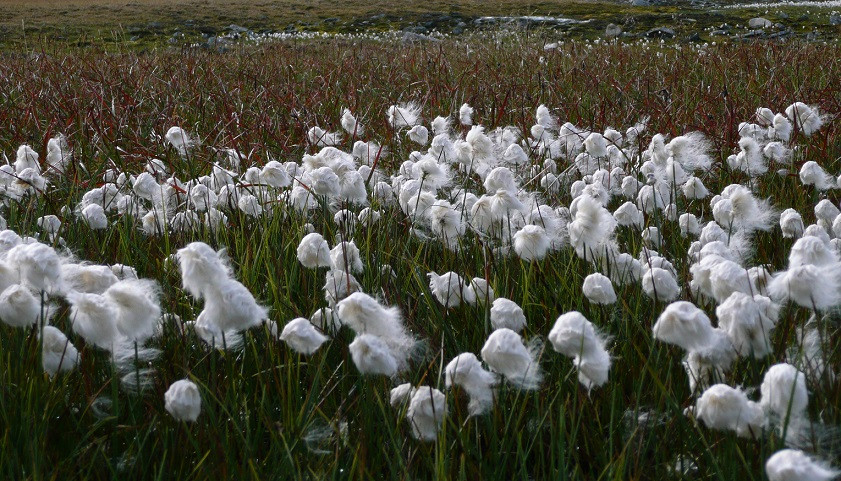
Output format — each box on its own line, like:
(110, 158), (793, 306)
(1, 12), (841, 481)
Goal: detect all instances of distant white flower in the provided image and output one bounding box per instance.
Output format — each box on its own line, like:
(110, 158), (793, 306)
(548, 311), (610, 390)
(459, 103), (474, 126)
(428, 271), (475, 308)
(390, 383), (416, 407)
(407, 386), (447, 441)
(297, 233), (332, 269)
(280, 318), (328, 355)
(407, 125), (429, 146)
(330, 240), (363, 274)
(165, 127), (196, 157)
(0, 284), (45, 327)
(641, 267), (680, 302)
(513, 225), (550, 262)
(481, 328), (542, 390)
(582, 273), (616, 305)
(349, 334), (398, 376)
(760, 363), (808, 421)
(693, 384), (763, 438)
(765, 449), (838, 481)
(445, 353), (497, 416)
(780, 208), (805, 238)
(388, 103), (421, 129)
(41, 326), (79, 376)
(341, 109), (364, 136)
(490, 298), (527, 332)
(164, 379), (201, 422)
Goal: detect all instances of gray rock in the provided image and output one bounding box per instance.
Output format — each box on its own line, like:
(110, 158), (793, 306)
(710, 30), (728, 36)
(748, 17), (773, 29)
(403, 25), (429, 35)
(605, 23), (622, 38)
(227, 24), (248, 33)
(401, 31), (440, 43)
(768, 30), (793, 39)
(646, 27), (675, 39)
(830, 14), (841, 26)
(742, 30), (765, 38)
(687, 32), (702, 42)
(630, 0), (650, 5)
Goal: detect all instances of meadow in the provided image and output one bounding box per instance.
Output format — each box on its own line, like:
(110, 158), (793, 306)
(0, 32), (840, 480)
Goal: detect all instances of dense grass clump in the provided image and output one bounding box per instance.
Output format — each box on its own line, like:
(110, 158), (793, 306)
(1, 37), (840, 480)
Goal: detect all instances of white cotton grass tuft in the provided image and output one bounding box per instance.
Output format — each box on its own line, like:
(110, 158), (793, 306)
(718, 183), (777, 232)
(390, 383), (416, 407)
(693, 383), (764, 438)
(323, 269), (362, 305)
(41, 325), (80, 376)
(388, 102), (422, 129)
(341, 109), (364, 136)
(104, 279), (161, 343)
(428, 271), (475, 308)
(336, 292), (415, 373)
(6, 242), (64, 295)
(330, 240), (364, 274)
(715, 292), (778, 358)
(66, 291), (120, 350)
(297, 233), (332, 269)
(481, 328), (542, 390)
(280, 318), (328, 355)
(765, 449), (839, 481)
(468, 277), (495, 305)
(445, 353), (497, 416)
(348, 333), (399, 376)
(785, 102), (824, 137)
(175, 242), (232, 299)
(165, 127), (196, 157)
(310, 307), (341, 332)
(768, 263), (841, 310)
(653, 301), (715, 352)
(0, 284), (48, 328)
(799, 161), (837, 191)
(548, 311), (611, 390)
(194, 277), (268, 337)
(512, 225), (550, 262)
(459, 103), (474, 126)
(407, 125), (429, 146)
(46, 134), (71, 174)
(780, 208), (805, 238)
(641, 267), (680, 302)
(164, 379), (201, 422)
(788, 236), (839, 268)
(760, 363), (809, 422)
(667, 132), (713, 172)
(490, 297), (527, 332)
(582, 272), (616, 305)
(407, 386), (447, 442)
(568, 195), (617, 259)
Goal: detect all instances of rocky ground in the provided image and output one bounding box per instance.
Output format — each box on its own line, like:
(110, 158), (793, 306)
(0, 0), (839, 50)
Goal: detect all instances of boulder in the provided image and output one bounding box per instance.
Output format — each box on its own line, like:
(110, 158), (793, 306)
(748, 17), (773, 29)
(646, 27), (675, 39)
(605, 23), (622, 38)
